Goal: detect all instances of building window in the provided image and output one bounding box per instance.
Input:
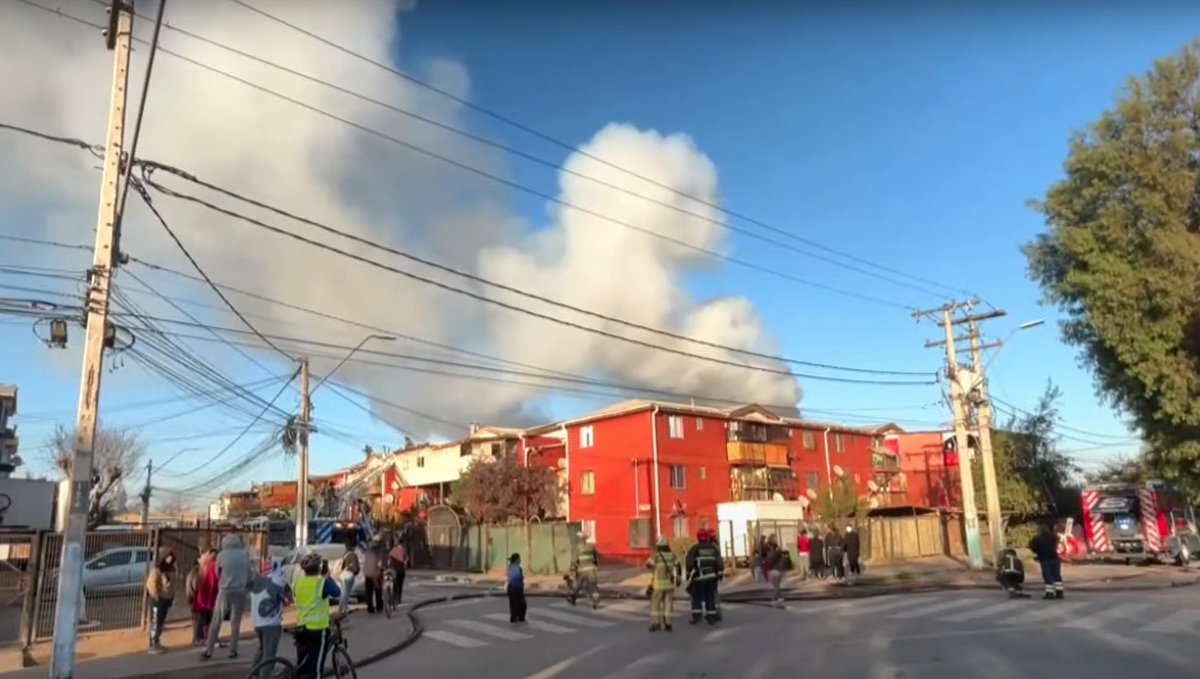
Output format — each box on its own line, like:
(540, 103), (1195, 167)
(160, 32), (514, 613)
(629, 518), (652, 549)
(669, 464), (686, 490)
(805, 471), (820, 491)
(580, 519), (596, 542)
(417, 456), (425, 468)
(835, 433), (845, 453)
(580, 471), (596, 495)
(695, 417), (703, 431)
(668, 415), (684, 439)
(802, 430), (815, 450)
(490, 442), (502, 458)
(580, 425), (595, 448)
(697, 466), (707, 481)
(672, 515), (688, 539)
(459, 442), (471, 457)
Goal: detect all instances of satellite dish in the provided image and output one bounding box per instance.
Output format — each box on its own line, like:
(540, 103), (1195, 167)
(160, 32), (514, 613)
(867, 479), (880, 492)
(833, 465), (845, 478)
(772, 492), (784, 502)
(557, 458), (568, 468)
(798, 496), (811, 508)
(806, 489), (818, 500)
(897, 472), (907, 483)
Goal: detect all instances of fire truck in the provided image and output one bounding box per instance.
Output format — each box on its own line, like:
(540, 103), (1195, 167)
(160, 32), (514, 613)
(1081, 481), (1200, 565)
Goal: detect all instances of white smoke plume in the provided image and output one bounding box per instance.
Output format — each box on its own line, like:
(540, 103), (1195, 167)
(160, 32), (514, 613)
(0, 0), (800, 445)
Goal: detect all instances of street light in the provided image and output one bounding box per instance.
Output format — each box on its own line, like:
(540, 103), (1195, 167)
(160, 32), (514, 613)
(310, 334), (397, 394)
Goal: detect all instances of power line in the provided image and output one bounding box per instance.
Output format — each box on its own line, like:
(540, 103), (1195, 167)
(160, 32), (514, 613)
(139, 166), (933, 384)
(121, 8), (947, 306)
(989, 396), (1140, 442)
(226, 0), (973, 300)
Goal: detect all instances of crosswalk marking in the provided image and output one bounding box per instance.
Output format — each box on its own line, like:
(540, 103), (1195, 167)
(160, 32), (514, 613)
(552, 600), (646, 622)
(1061, 602), (1149, 629)
(938, 600), (1022, 622)
(888, 598), (980, 619)
(1144, 608), (1200, 633)
(422, 630), (489, 648)
(534, 607), (616, 628)
(1004, 602), (1088, 625)
(845, 595), (938, 616)
(596, 651), (673, 679)
(445, 618), (534, 641)
(482, 612), (576, 634)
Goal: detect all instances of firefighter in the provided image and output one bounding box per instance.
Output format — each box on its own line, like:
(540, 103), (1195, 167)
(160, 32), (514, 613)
(684, 528), (723, 624)
(1028, 523), (1064, 600)
(568, 532), (601, 609)
(995, 547), (1028, 598)
(645, 535), (681, 632)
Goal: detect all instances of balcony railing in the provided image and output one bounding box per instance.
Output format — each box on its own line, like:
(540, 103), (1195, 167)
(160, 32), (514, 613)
(727, 441), (790, 467)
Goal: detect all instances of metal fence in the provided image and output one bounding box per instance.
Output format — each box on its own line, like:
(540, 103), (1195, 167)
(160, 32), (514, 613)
(18, 527), (267, 645)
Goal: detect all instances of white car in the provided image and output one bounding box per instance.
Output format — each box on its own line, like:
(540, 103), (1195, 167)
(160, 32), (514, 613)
(280, 544), (367, 601)
(82, 546), (153, 594)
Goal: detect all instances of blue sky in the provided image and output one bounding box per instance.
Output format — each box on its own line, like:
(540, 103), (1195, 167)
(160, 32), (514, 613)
(5, 0), (1196, 500)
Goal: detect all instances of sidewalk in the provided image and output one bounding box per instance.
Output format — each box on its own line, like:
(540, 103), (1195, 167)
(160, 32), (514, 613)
(5, 603), (415, 679)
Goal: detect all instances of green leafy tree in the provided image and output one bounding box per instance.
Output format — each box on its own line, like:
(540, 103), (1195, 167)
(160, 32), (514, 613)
(813, 476), (865, 521)
(1024, 42), (1200, 489)
(1085, 452), (1153, 485)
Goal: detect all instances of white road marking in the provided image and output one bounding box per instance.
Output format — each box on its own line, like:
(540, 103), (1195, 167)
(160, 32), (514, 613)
(595, 651), (674, 679)
(446, 618), (534, 640)
(422, 629), (489, 648)
(938, 600), (1023, 622)
(844, 595), (939, 616)
(1004, 601), (1087, 625)
(1144, 608), (1200, 634)
(552, 600), (645, 622)
(1060, 602), (1150, 629)
(533, 607), (616, 628)
(887, 598), (981, 619)
(482, 612), (577, 634)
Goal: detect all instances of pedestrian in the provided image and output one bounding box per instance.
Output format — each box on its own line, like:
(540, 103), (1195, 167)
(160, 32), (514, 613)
(995, 547), (1028, 598)
(796, 529), (811, 580)
(203, 534), (253, 660)
(339, 540), (360, 615)
(293, 553), (341, 679)
(684, 528), (723, 625)
(1029, 523), (1064, 600)
(844, 524), (862, 582)
(764, 535), (785, 605)
(249, 557), (291, 673)
(824, 526), (845, 582)
(750, 535), (765, 584)
(190, 549), (219, 647)
(507, 553), (527, 623)
(145, 548), (176, 655)
(808, 531), (826, 580)
(645, 535), (681, 632)
(363, 535), (386, 614)
(387, 535), (409, 605)
(568, 532), (601, 609)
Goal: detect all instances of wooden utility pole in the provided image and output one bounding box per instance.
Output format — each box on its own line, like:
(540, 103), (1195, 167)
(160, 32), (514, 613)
(916, 300), (984, 569)
(295, 357), (311, 547)
(139, 459), (152, 526)
(51, 2), (133, 676)
(968, 317), (1006, 556)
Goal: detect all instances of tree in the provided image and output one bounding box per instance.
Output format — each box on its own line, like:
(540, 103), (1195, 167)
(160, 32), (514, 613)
(1024, 41), (1200, 490)
(452, 455), (559, 524)
(46, 424), (145, 529)
(156, 493), (196, 520)
(813, 476), (865, 521)
(1085, 453), (1153, 485)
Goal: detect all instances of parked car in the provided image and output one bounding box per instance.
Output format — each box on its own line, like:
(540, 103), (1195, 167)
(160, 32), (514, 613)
(81, 546), (153, 595)
(280, 544), (366, 601)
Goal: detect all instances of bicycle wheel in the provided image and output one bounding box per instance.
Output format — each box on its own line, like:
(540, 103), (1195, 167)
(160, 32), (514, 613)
(247, 656), (297, 679)
(331, 646), (357, 679)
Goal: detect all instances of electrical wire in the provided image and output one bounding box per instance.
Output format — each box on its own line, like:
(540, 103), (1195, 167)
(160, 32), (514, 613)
(990, 396), (1140, 442)
(226, 0), (974, 300)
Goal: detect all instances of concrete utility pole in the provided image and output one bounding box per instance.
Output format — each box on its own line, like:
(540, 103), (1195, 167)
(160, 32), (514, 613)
(51, 2), (133, 676)
(139, 459), (152, 526)
(968, 319), (1005, 556)
(295, 357), (311, 547)
(916, 300), (984, 570)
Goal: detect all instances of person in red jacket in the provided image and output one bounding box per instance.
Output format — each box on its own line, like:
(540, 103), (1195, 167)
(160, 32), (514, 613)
(189, 549), (219, 647)
(796, 530), (811, 580)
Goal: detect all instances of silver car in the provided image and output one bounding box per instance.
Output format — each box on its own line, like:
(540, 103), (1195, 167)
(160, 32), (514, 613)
(280, 544), (367, 601)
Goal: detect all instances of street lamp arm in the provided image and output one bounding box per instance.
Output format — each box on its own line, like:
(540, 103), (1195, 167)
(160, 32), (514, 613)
(309, 334), (396, 394)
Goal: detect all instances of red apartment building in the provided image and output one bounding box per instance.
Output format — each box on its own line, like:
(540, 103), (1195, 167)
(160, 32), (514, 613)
(885, 429), (979, 509)
(525, 399), (903, 561)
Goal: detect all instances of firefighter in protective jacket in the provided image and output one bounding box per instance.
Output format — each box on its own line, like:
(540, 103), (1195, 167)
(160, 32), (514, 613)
(568, 533), (601, 609)
(684, 528), (723, 624)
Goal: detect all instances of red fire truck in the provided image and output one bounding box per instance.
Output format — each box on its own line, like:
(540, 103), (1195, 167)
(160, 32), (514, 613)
(1081, 481), (1200, 565)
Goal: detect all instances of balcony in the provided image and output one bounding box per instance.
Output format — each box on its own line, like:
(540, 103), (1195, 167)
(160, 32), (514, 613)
(727, 441), (790, 467)
(730, 466), (797, 501)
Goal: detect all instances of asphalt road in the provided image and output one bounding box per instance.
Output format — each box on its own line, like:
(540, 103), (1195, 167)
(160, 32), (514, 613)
(362, 587), (1200, 679)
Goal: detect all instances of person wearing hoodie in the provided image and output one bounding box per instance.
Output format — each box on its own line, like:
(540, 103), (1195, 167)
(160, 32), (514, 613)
(190, 549), (219, 647)
(204, 534), (253, 660)
(250, 557), (291, 671)
(145, 548), (176, 655)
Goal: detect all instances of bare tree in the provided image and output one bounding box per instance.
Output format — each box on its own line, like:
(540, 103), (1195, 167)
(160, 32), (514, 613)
(156, 493), (195, 520)
(47, 424), (145, 529)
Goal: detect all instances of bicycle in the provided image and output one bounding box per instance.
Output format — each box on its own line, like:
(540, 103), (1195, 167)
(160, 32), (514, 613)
(382, 569), (397, 619)
(246, 617), (357, 679)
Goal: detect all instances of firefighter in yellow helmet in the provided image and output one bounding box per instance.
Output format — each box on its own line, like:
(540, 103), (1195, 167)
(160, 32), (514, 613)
(646, 535), (681, 632)
(568, 531), (601, 609)
(684, 528), (723, 624)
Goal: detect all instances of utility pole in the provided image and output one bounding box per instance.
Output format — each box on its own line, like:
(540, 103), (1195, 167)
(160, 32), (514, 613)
(51, 2), (133, 677)
(968, 316), (1006, 557)
(139, 459), (152, 526)
(916, 300), (984, 570)
(295, 357), (310, 548)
